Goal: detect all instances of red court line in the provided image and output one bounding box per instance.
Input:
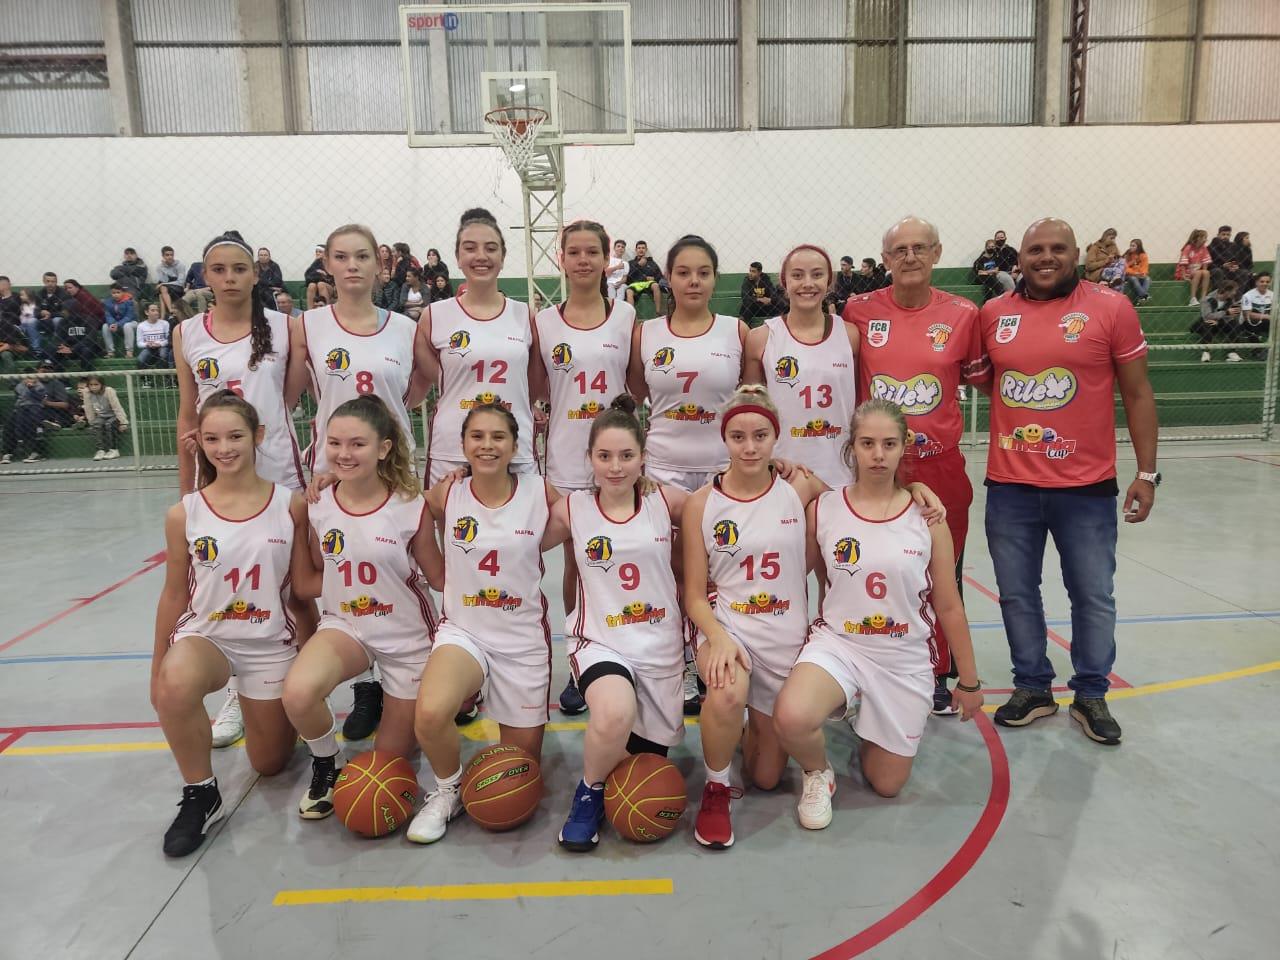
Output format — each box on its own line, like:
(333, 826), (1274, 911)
(0, 731), (24, 754)
(0, 721), (161, 734)
(963, 575), (1131, 689)
(0, 551), (166, 654)
(812, 713), (1010, 960)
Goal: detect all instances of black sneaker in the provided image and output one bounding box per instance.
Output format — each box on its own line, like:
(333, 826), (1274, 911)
(682, 660), (702, 717)
(163, 780), (224, 857)
(1069, 697), (1122, 745)
(454, 693), (480, 725)
(993, 688), (1059, 727)
(559, 677), (586, 715)
(342, 680), (383, 741)
(298, 754), (342, 819)
(931, 676), (958, 716)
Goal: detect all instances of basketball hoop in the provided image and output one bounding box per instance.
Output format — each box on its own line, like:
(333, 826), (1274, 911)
(485, 106), (549, 173)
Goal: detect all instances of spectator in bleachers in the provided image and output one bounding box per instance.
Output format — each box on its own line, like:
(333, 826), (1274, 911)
(305, 244), (335, 308)
(991, 229), (1019, 291)
(429, 272), (454, 303)
(606, 239), (629, 301)
(390, 242), (421, 285)
(1208, 225), (1234, 268)
(1193, 279), (1242, 363)
(136, 302), (173, 368)
(18, 289), (38, 352)
(1124, 239), (1150, 304)
(1240, 272), (1271, 359)
(0, 372), (48, 463)
(1084, 228), (1120, 282)
(1232, 231), (1253, 278)
(378, 243), (395, 277)
(1211, 258), (1252, 302)
(1177, 229), (1213, 305)
(79, 373), (128, 460)
(1099, 254), (1126, 292)
(0, 308), (30, 374)
(109, 247), (149, 300)
(832, 256), (858, 314)
(372, 268), (399, 310)
(0, 276), (18, 328)
(625, 240), (665, 313)
(36, 359), (76, 429)
(424, 248), (449, 281)
(973, 239), (1005, 302)
(254, 247), (284, 309)
(101, 283), (138, 358)
(273, 289), (301, 318)
(34, 272), (68, 352)
(738, 261), (780, 328)
(178, 259), (211, 319)
(59, 279), (105, 370)
(153, 246), (186, 320)
(396, 267), (428, 320)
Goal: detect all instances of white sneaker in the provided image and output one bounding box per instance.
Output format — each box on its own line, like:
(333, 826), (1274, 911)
(1200, 351), (1211, 363)
(1189, 297), (1199, 306)
(0, 454), (10, 465)
(105, 449), (120, 460)
(798, 766), (836, 830)
(1226, 352), (1243, 363)
(210, 690), (243, 748)
(22, 452), (44, 463)
(93, 450), (106, 461)
(407, 786), (462, 844)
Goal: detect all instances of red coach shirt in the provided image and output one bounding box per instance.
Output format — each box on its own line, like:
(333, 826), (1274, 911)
(844, 287), (989, 458)
(980, 281), (1147, 488)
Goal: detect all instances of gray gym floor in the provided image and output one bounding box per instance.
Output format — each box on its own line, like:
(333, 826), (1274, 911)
(2, 442), (1278, 960)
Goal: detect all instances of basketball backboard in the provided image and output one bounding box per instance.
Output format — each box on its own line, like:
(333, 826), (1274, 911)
(399, 3), (634, 147)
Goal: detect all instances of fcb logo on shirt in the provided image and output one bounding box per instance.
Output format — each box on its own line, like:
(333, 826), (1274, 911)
(324, 347), (352, 379)
(550, 342), (574, 372)
(994, 315), (1021, 344)
(194, 357), (221, 382)
(866, 320), (891, 348)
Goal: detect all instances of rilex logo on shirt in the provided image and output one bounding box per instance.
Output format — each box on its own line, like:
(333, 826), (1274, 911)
(606, 601), (667, 627)
(729, 592), (790, 616)
(324, 347), (352, 380)
(831, 536), (861, 576)
(340, 595), (394, 617)
(451, 515), (479, 553)
(999, 367), (1077, 411)
(584, 535), (614, 571)
(550, 342), (574, 372)
(866, 320), (891, 348)
(1059, 312), (1089, 343)
(994, 315), (1021, 344)
(869, 373), (942, 415)
(774, 356), (800, 387)
(926, 323), (953, 352)
(447, 330), (471, 357)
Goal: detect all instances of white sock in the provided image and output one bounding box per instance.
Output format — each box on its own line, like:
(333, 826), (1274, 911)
(705, 762), (731, 787)
(304, 717), (340, 760)
(186, 775), (216, 788)
(226, 675), (240, 695)
(351, 669), (375, 686)
(435, 767), (462, 792)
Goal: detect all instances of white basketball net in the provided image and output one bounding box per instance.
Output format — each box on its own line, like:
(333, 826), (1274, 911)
(485, 106), (549, 174)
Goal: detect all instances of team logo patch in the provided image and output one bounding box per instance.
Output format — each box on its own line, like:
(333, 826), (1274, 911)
(905, 429), (944, 458)
(994, 315), (1021, 344)
(462, 587), (522, 610)
(584, 535), (614, 572)
(447, 330), (471, 356)
(998, 423), (1077, 460)
(650, 346), (675, 371)
(664, 403), (715, 424)
(550, 342), (574, 371)
(459, 392), (512, 412)
(926, 323), (953, 352)
(729, 592), (790, 616)
(194, 357), (220, 382)
(999, 367), (1076, 411)
(606, 601), (668, 628)
(844, 613), (908, 637)
(567, 401), (603, 421)
(866, 319), (891, 348)
(324, 347), (352, 379)
(209, 599), (271, 624)
(451, 515), (479, 553)
(774, 356), (800, 387)
(791, 418), (842, 439)
(831, 536), (861, 576)
(712, 519), (740, 556)
(320, 528), (345, 561)
(340, 595), (394, 617)
(192, 536), (219, 568)
(869, 373), (941, 415)
(1059, 312), (1089, 343)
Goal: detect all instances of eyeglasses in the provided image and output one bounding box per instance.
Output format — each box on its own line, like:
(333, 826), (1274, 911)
(886, 243), (937, 261)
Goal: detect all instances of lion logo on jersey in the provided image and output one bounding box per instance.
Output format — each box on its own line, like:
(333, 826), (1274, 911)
(451, 515), (479, 553)
(324, 347), (352, 379)
(651, 346), (675, 371)
(584, 535), (614, 572)
(774, 355), (800, 387)
(550, 342), (574, 371)
(448, 330), (471, 356)
(712, 519), (740, 556)
(832, 536), (861, 575)
(320, 528), (345, 561)
(194, 357), (220, 382)
(193, 536), (219, 567)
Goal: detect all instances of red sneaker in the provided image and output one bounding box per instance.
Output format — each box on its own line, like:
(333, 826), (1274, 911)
(694, 781), (743, 849)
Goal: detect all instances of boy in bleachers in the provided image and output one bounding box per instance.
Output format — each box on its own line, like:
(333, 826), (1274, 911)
(1240, 272), (1272, 360)
(102, 284), (138, 358)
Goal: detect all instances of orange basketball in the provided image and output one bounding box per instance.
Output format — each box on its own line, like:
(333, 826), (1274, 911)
(461, 744), (543, 831)
(604, 753), (687, 842)
(332, 750), (419, 838)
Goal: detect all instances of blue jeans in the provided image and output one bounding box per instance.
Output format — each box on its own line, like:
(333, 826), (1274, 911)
(137, 346), (173, 368)
(985, 484), (1118, 699)
(1125, 275), (1150, 300)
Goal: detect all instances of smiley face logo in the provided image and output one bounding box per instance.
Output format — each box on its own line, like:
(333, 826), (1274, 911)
(751, 591), (771, 608)
(869, 613), (887, 629)
(625, 601), (647, 617)
(478, 391), (497, 405)
(232, 599), (248, 614)
(355, 595), (371, 611)
(680, 402), (699, 417)
(481, 587), (501, 602)
(808, 418), (828, 432)
(1021, 424), (1044, 444)
(583, 400), (601, 415)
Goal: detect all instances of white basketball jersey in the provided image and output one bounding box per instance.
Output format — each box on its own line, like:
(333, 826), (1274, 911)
(760, 314), (857, 488)
(181, 310), (303, 489)
(813, 489), (938, 675)
(701, 474), (808, 678)
(303, 306), (417, 474)
(441, 475), (550, 652)
(536, 300), (635, 489)
(641, 314), (741, 473)
(309, 484), (438, 651)
(173, 485), (296, 650)
(429, 296), (535, 470)
(566, 488), (683, 677)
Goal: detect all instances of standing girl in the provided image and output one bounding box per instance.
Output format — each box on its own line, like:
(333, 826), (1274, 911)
(151, 391), (312, 857)
(80, 374), (128, 461)
(743, 245), (859, 488)
(406, 403), (556, 844)
(773, 399), (983, 828)
(542, 395), (689, 851)
(282, 395), (440, 819)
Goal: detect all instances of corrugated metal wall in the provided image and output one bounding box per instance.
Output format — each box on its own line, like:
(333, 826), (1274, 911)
(632, 0), (737, 130)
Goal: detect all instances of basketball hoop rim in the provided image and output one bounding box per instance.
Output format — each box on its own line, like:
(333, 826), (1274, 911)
(484, 105), (550, 127)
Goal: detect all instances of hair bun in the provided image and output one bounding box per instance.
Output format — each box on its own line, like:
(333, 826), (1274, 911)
(222, 230), (246, 242)
(736, 383), (769, 397)
(460, 207), (497, 226)
(608, 393), (638, 415)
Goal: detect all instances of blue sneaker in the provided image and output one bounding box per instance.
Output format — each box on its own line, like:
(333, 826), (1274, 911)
(559, 677), (586, 715)
(558, 780), (605, 852)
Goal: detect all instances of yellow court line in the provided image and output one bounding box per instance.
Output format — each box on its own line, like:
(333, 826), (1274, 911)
(4, 741), (176, 756)
(461, 716), (700, 741)
(273, 878), (673, 906)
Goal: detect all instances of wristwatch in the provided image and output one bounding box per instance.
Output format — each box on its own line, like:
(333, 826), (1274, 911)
(1136, 471), (1161, 486)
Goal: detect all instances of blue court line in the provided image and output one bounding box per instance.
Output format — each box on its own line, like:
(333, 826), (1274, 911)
(2, 611), (1278, 666)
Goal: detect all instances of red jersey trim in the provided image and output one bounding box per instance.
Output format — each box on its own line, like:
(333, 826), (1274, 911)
(332, 483), (394, 518)
(840, 486), (912, 524)
(455, 294), (509, 323)
(329, 305), (389, 338)
(199, 484), (276, 523)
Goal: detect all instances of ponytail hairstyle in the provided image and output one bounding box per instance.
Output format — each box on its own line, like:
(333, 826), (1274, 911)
(561, 219), (611, 302)
(195, 389), (261, 489)
(204, 230), (273, 370)
(328, 395), (420, 499)
(456, 207), (506, 257)
(588, 393), (645, 455)
(719, 383), (779, 439)
(665, 234), (720, 317)
(841, 397), (909, 480)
